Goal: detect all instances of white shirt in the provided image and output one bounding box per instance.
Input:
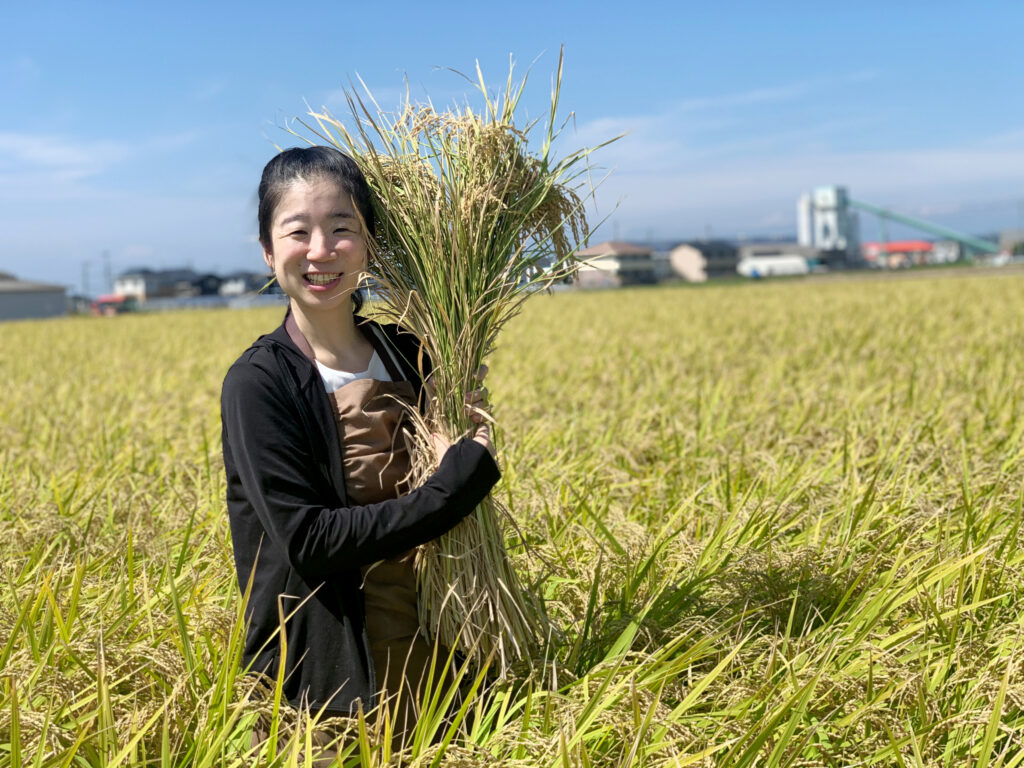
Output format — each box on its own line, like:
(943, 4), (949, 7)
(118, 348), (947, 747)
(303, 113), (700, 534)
(315, 350), (393, 392)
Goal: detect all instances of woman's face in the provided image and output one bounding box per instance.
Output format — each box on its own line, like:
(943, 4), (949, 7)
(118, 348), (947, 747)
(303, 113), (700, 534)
(263, 177), (368, 316)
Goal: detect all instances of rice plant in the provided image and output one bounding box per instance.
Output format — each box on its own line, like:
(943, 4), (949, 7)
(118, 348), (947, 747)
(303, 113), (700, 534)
(294, 50), (610, 674)
(2, 271), (1023, 765)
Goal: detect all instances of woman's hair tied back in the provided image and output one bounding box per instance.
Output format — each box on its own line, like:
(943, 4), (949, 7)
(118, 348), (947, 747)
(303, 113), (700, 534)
(257, 146), (375, 251)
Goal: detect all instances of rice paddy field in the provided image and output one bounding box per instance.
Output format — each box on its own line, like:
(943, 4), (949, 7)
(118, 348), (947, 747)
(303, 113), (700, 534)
(2, 271), (1024, 766)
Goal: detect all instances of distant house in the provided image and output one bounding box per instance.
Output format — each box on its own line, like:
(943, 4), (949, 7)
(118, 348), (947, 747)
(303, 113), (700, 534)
(669, 241), (740, 281)
(931, 241), (961, 264)
(192, 273), (223, 296)
(114, 268), (202, 301)
(113, 270), (151, 300)
(0, 271), (67, 321)
(576, 241), (656, 288)
(999, 229), (1024, 253)
(219, 271), (270, 296)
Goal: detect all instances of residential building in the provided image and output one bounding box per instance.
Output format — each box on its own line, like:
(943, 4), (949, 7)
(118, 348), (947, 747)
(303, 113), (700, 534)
(0, 272), (67, 321)
(669, 241), (739, 281)
(575, 241), (656, 288)
(114, 268), (202, 301)
(931, 241), (961, 264)
(999, 229), (1024, 252)
(219, 271), (271, 296)
(192, 273), (223, 296)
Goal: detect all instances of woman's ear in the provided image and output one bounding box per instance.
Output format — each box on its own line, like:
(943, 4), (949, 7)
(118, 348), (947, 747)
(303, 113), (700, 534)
(263, 247), (274, 272)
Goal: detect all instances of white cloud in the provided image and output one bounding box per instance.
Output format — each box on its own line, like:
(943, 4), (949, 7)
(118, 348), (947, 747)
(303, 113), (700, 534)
(146, 131), (203, 152)
(0, 133), (130, 193)
(0, 131), (201, 197)
(675, 69), (881, 113)
(676, 80), (814, 112)
(14, 56), (39, 73)
(0, 132), (127, 173)
(6, 56), (40, 85)
(192, 77), (229, 102)
(846, 68), (881, 84)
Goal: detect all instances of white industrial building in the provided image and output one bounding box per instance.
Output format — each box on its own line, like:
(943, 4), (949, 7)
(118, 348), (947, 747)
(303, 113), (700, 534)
(797, 186), (860, 261)
(0, 272), (67, 321)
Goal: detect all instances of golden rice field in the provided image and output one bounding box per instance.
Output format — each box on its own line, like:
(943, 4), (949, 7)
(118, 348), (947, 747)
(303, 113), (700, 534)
(2, 272), (1023, 767)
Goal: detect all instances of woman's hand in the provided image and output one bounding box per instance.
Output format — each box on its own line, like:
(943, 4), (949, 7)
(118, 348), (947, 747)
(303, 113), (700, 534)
(430, 432), (453, 463)
(462, 364), (489, 420)
(429, 427), (493, 461)
(429, 365), (496, 462)
(471, 424), (495, 459)
(464, 364), (495, 459)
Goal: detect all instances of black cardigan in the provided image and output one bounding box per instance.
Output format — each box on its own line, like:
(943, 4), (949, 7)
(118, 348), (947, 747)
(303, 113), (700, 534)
(220, 314), (500, 712)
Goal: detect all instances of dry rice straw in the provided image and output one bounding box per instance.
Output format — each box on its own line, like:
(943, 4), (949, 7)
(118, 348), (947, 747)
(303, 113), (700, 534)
(294, 50), (614, 675)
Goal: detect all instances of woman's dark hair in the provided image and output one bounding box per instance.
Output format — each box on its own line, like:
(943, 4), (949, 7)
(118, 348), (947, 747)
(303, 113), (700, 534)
(258, 146), (374, 312)
(258, 146), (375, 249)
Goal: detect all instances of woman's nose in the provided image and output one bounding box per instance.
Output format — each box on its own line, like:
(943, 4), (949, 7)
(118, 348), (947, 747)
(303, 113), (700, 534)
(307, 230), (333, 260)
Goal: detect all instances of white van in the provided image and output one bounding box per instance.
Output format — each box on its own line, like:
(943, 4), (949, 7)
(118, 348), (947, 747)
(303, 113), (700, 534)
(737, 254), (810, 278)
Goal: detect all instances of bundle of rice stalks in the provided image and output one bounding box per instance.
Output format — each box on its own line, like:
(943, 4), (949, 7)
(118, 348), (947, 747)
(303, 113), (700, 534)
(298, 51), (609, 674)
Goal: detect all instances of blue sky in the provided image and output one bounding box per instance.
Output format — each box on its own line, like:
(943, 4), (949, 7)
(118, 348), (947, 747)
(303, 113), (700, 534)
(3, 1), (1023, 292)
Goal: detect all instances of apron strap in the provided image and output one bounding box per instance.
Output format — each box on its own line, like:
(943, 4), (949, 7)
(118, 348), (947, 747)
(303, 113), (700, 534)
(284, 309), (317, 362)
(366, 323), (408, 383)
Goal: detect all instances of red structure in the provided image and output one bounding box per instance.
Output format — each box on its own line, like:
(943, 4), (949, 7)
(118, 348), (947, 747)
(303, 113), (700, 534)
(90, 294), (138, 316)
(862, 240), (934, 267)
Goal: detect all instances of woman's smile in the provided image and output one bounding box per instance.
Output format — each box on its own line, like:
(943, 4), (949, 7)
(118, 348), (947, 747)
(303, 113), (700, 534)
(304, 271), (343, 288)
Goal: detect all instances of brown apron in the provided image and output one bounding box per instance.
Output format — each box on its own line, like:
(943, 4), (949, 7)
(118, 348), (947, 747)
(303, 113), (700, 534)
(328, 376), (442, 742)
(252, 377), (435, 762)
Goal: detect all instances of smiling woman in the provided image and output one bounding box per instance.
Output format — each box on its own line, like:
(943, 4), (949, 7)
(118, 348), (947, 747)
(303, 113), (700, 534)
(262, 178), (366, 318)
(221, 146), (499, 758)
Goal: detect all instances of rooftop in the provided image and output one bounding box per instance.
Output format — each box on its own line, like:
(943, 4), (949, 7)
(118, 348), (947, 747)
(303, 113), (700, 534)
(577, 240), (653, 257)
(863, 240), (934, 253)
(0, 272), (67, 293)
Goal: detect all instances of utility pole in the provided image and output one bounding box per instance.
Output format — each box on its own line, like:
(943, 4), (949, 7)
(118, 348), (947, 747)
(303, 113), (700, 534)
(102, 251), (112, 294)
(81, 261), (91, 298)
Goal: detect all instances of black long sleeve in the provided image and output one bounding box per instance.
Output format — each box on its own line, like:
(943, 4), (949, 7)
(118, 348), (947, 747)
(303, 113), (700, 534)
(222, 357), (499, 580)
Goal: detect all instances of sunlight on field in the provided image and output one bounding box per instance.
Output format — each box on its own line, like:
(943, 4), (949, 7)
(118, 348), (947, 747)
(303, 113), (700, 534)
(2, 274), (1023, 766)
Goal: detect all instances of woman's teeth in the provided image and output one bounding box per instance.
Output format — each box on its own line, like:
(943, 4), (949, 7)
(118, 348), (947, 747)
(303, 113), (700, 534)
(305, 273), (340, 285)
